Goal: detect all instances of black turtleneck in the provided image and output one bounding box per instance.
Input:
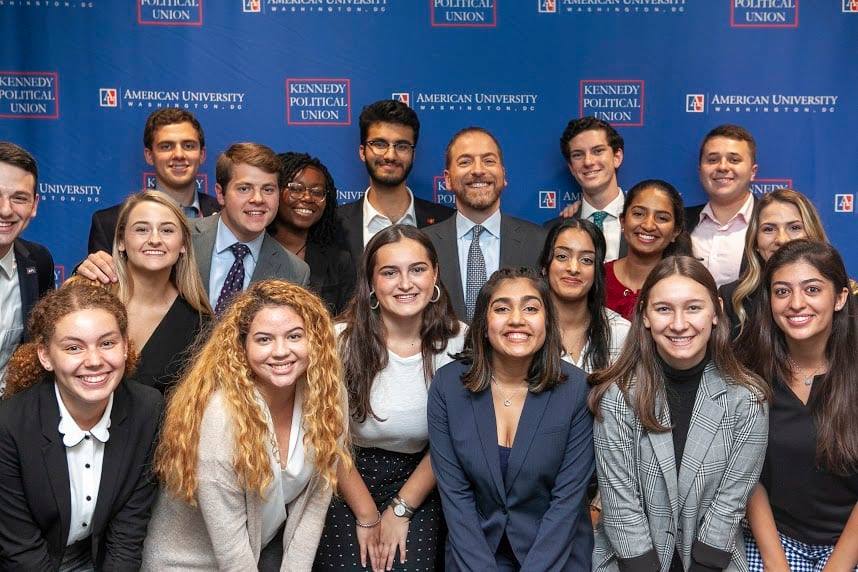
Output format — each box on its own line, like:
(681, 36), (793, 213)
(659, 352), (708, 471)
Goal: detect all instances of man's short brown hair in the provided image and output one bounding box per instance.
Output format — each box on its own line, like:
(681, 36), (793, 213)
(143, 108), (205, 150)
(698, 124), (756, 164)
(215, 142), (280, 190)
(0, 141), (38, 193)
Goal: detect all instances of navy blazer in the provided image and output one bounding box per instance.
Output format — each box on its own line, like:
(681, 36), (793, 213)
(12, 238), (55, 342)
(428, 360), (594, 571)
(0, 379), (163, 571)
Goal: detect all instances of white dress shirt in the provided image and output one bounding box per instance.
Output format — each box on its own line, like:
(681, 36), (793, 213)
(0, 247), (23, 387)
(455, 209), (502, 295)
(691, 193), (754, 287)
(258, 386), (314, 546)
(561, 309), (631, 373)
(208, 217), (265, 304)
(362, 187), (418, 247)
(55, 383), (113, 546)
(580, 190), (624, 262)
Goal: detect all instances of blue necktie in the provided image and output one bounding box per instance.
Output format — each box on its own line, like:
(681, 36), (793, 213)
(215, 243), (250, 315)
(591, 211), (609, 230)
(465, 225), (486, 322)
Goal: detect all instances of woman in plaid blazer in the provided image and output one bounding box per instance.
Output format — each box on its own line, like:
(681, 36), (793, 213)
(589, 256), (769, 571)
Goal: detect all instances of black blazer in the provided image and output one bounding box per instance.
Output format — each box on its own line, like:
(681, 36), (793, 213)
(13, 238), (55, 342)
(428, 360), (594, 570)
(422, 213), (547, 322)
(335, 194), (454, 265)
(0, 379), (163, 571)
(304, 241), (356, 316)
(87, 192), (221, 254)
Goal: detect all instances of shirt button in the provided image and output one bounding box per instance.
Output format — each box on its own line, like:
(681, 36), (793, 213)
(86, 496), (91, 501)
(84, 435), (90, 440)
(85, 464), (91, 469)
(82, 522), (87, 528)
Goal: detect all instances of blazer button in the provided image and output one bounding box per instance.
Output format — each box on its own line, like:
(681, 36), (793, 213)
(501, 507), (508, 515)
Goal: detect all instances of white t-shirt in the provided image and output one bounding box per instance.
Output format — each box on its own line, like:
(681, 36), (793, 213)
(561, 308), (630, 373)
(337, 322), (467, 454)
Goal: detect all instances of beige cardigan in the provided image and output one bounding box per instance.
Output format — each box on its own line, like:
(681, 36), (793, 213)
(141, 391), (334, 571)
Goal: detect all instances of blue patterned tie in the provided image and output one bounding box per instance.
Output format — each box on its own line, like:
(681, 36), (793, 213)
(465, 225), (486, 322)
(215, 243), (250, 315)
(591, 211), (609, 230)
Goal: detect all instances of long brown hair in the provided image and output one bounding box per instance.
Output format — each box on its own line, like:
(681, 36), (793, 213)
(589, 256), (767, 431)
(739, 239), (858, 474)
(154, 280), (350, 503)
(338, 225), (460, 423)
(4, 280), (138, 397)
(456, 267), (567, 394)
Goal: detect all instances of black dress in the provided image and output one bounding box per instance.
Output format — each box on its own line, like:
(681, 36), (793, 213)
(130, 296), (208, 394)
(305, 242), (356, 316)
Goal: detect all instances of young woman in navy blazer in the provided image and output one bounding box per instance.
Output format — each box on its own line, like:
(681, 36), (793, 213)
(428, 267), (594, 571)
(0, 281), (163, 571)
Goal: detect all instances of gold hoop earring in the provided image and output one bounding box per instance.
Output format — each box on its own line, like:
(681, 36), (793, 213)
(369, 289), (380, 310)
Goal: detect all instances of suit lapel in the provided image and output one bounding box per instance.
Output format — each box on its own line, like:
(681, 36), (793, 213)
(504, 388), (551, 492)
(677, 364), (726, 505)
(471, 388), (507, 503)
(647, 397), (679, 512)
(39, 381), (72, 545)
(251, 234), (282, 281)
(434, 217), (465, 319)
(90, 384), (130, 534)
(14, 241), (40, 320)
(192, 215), (218, 293)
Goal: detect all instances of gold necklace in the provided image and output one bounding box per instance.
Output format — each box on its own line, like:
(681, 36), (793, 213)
(787, 356), (826, 387)
(491, 375), (527, 407)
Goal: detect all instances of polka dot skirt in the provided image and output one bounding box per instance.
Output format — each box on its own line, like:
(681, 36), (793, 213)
(313, 447), (444, 571)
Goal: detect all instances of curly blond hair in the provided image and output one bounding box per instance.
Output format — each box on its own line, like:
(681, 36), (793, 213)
(154, 279), (351, 504)
(4, 279), (138, 397)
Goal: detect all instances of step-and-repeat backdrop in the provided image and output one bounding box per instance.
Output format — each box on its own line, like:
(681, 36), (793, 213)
(1, 1), (856, 280)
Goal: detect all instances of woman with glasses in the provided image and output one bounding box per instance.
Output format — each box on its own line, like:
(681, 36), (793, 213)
(270, 152), (355, 315)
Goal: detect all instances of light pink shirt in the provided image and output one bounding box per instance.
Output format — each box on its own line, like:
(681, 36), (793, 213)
(690, 193), (754, 287)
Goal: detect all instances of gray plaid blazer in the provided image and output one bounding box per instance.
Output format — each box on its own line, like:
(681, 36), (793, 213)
(592, 363), (768, 572)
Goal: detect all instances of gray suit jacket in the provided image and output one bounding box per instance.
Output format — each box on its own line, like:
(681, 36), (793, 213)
(191, 214), (310, 296)
(592, 363), (768, 572)
(423, 212), (546, 322)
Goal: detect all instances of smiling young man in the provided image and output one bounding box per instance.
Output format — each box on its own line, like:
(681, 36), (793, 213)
(336, 99), (453, 263)
(77, 143), (309, 309)
(687, 124), (759, 286)
(547, 117), (627, 261)
(423, 127), (545, 323)
(0, 142), (54, 382)
(87, 108), (220, 254)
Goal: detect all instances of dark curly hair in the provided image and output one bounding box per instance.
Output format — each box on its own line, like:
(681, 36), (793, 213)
(271, 152), (341, 247)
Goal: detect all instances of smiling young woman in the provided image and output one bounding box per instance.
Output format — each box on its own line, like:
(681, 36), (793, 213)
(738, 240), (858, 571)
(0, 282), (162, 571)
(428, 267), (594, 571)
(589, 255), (768, 572)
(604, 179), (691, 320)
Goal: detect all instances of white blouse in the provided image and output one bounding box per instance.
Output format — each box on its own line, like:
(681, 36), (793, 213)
(561, 308), (631, 373)
(337, 322), (467, 454)
(258, 385), (313, 546)
(55, 383), (113, 546)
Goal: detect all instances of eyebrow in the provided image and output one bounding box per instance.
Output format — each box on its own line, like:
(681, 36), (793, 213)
(554, 246), (596, 255)
(491, 295), (542, 305)
(772, 278), (824, 287)
(650, 298), (707, 305)
(57, 331), (121, 343)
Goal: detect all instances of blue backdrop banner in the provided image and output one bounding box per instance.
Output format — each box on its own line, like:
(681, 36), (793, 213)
(1, 0), (856, 281)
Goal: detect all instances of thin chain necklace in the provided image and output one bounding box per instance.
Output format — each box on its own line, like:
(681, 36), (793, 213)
(491, 375), (527, 407)
(787, 356), (826, 387)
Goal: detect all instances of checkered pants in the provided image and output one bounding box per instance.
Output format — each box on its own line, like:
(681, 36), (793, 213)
(743, 524), (850, 571)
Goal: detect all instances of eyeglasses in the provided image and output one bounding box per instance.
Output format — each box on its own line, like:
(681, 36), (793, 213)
(285, 181), (327, 202)
(365, 139), (415, 155)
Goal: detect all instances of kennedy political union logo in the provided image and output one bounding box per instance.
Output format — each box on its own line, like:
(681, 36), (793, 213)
(835, 194), (854, 213)
(730, 0), (798, 28)
(433, 176), (456, 206)
(138, 0), (203, 26)
(144, 172), (209, 195)
(580, 79), (644, 126)
(286, 78), (351, 125)
(0, 71), (59, 119)
(750, 178), (793, 197)
(431, 0), (497, 27)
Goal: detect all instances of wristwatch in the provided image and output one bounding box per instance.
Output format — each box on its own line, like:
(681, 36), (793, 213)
(390, 495), (415, 519)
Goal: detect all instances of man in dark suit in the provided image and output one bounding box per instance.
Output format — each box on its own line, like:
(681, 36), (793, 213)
(78, 143), (309, 307)
(423, 127), (546, 322)
(0, 142), (54, 380)
(87, 108), (220, 254)
(336, 99), (453, 263)
(544, 116), (628, 261)
(686, 124), (758, 286)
